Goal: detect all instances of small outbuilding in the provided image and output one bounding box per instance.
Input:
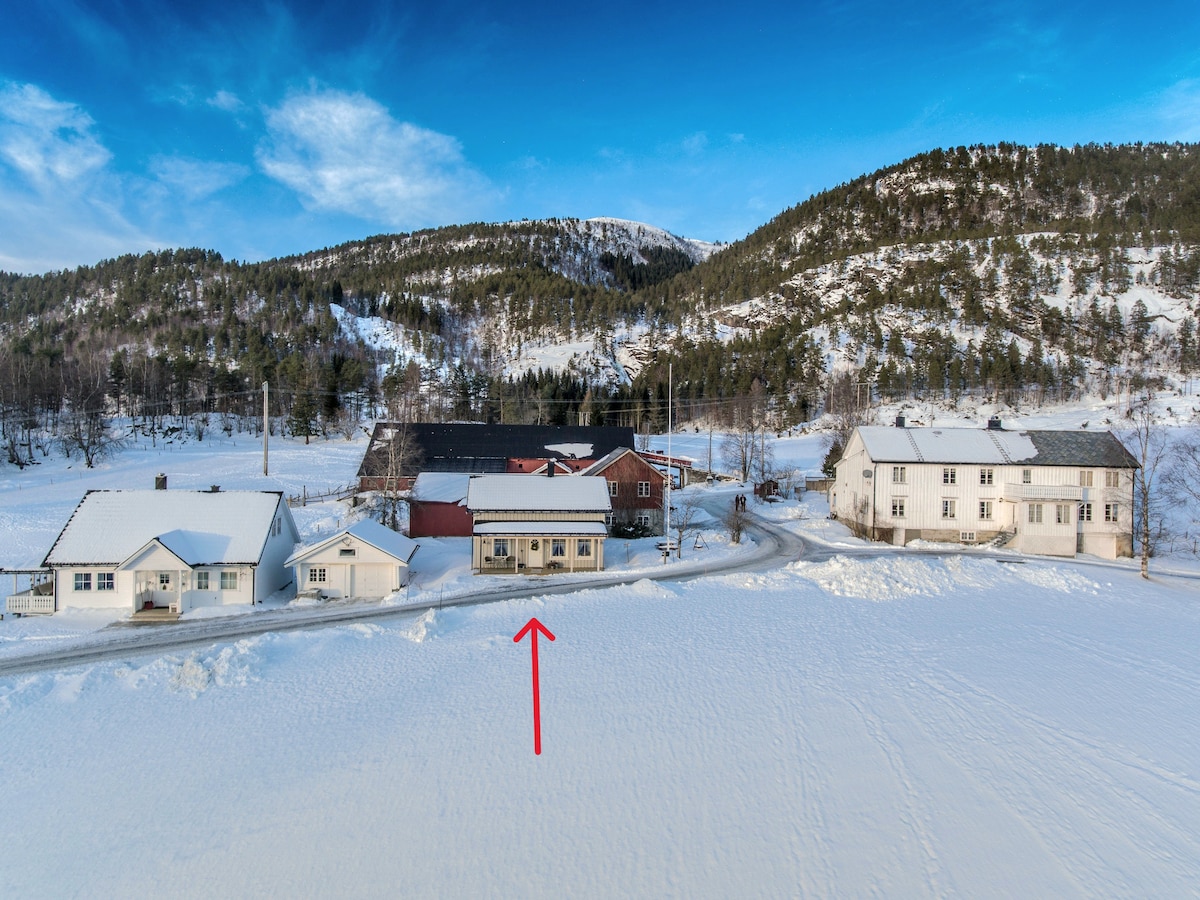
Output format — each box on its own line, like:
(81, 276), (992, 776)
(286, 518), (419, 600)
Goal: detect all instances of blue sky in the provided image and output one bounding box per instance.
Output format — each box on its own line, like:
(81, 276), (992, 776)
(2, 0), (1199, 274)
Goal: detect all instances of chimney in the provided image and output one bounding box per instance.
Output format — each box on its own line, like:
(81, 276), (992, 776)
(155, 473), (167, 490)
(209, 485), (221, 493)
(895, 415), (906, 428)
(987, 416), (1002, 430)
(546, 460), (555, 477)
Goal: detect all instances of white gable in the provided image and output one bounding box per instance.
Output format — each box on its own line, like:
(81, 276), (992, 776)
(45, 490), (285, 566)
(466, 474), (611, 512)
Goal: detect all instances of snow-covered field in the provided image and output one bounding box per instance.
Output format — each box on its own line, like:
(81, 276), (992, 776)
(3, 413), (1200, 897)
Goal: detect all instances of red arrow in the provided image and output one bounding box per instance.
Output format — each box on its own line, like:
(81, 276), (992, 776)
(514, 617), (556, 755)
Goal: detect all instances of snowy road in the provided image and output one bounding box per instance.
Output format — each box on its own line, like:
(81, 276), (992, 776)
(0, 503), (807, 678)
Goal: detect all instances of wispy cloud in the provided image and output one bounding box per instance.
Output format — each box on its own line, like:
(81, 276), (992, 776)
(257, 88), (494, 228)
(150, 155), (250, 201)
(0, 81), (156, 273)
(206, 90), (244, 113)
(0, 81), (111, 187)
(1157, 79), (1200, 141)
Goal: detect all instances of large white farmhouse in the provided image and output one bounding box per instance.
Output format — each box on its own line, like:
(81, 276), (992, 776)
(831, 419), (1138, 558)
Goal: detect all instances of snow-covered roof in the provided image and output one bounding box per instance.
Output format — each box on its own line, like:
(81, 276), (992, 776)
(286, 518), (418, 567)
(412, 472), (471, 504)
(466, 474), (611, 512)
(474, 521), (608, 536)
(45, 490), (286, 567)
(854, 426), (1137, 467)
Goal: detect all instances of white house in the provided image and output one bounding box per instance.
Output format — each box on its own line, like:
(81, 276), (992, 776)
(41, 489), (299, 614)
(285, 518), (419, 600)
(466, 472), (612, 573)
(831, 420), (1138, 558)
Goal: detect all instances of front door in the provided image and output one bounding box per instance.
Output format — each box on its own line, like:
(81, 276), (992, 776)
(151, 571), (176, 608)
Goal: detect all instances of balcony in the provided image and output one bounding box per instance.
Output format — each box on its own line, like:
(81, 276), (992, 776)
(1003, 483), (1083, 502)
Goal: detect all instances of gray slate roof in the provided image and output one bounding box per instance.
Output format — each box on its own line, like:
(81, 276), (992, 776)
(854, 426), (1138, 468)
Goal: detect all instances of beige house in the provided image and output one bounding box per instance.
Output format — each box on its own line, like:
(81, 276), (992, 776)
(831, 420), (1138, 559)
(466, 472), (612, 573)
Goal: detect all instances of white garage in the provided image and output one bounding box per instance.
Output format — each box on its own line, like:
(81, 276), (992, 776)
(286, 518), (419, 600)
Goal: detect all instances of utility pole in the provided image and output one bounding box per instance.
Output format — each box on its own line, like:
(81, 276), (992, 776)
(262, 381), (269, 476)
(664, 363), (672, 561)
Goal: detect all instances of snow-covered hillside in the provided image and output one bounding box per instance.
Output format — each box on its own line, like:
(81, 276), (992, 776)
(3, 408), (1200, 896)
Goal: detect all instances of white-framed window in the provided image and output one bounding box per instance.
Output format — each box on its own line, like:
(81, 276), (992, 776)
(219, 571), (238, 590)
(635, 514), (651, 527)
(941, 499), (957, 518)
(980, 468), (994, 486)
(1105, 503), (1119, 523)
(308, 567), (327, 584)
(1079, 470), (1094, 487)
(609, 481), (619, 497)
(576, 539), (593, 557)
(338, 548), (356, 557)
(891, 498), (906, 518)
(1022, 469), (1032, 484)
(492, 539), (510, 558)
(97, 572), (114, 591)
(979, 500), (993, 520)
(943, 468), (957, 485)
(1028, 503), (1043, 524)
(605, 512), (615, 526)
(1106, 470), (1120, 488)
(892, 466), (907, 484)
(74, 572), (92, 591)
(637, 481), (651, 498)
(159, 573), (172, 589)
(1056, 503), (1072, 524)
(1080, 502), (1093, 522)
(196, 571), (210, 590)
(551, 539), (566, 558)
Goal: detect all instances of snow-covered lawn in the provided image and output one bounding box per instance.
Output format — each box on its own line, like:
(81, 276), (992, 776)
(3, 415), (1200, 896)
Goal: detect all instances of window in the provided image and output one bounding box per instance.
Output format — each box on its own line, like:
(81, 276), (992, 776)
(159, 573), (172, 589)
(308, 567), (327, 584)
(1080, 502), (1092, 522)
(637, 481), (651, 498)
(274, 518), (282, 536)
(1022, 469), (1032, 484)
(74, 572), (92, 591)
(551, 539), (566, 558)
(97, 572), (114, 591)
(979, 500), (993, 520)
(219, 571), (238, 590)
(1056, 503), (1072, 524)
(1106, 470), (1120, 488)
(892, 466), (907, 484)
(604, 512), (615, 527)
(635, 514), (651, 527)
(941, 499), (957, 519)
(609, 481), (619, 497)
(1105, 503), (1119, 523)
(891, 498), (906, 518)
(492, 539), (510, 558)
(338, 548), (356, 557)
(576, 540), (592, 557)
(980, 468), (994, 486)
(943, 468), (957, 485)
(1079, 470), (1094, 487)
(1028, 503), (1043, 524)
(196, 571), (210, 590)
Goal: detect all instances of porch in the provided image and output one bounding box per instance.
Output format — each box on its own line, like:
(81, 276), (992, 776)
(4, 570), (54, 617)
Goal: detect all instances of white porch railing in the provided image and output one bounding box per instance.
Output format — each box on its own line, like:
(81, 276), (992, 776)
(6, 591), (55, 616)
